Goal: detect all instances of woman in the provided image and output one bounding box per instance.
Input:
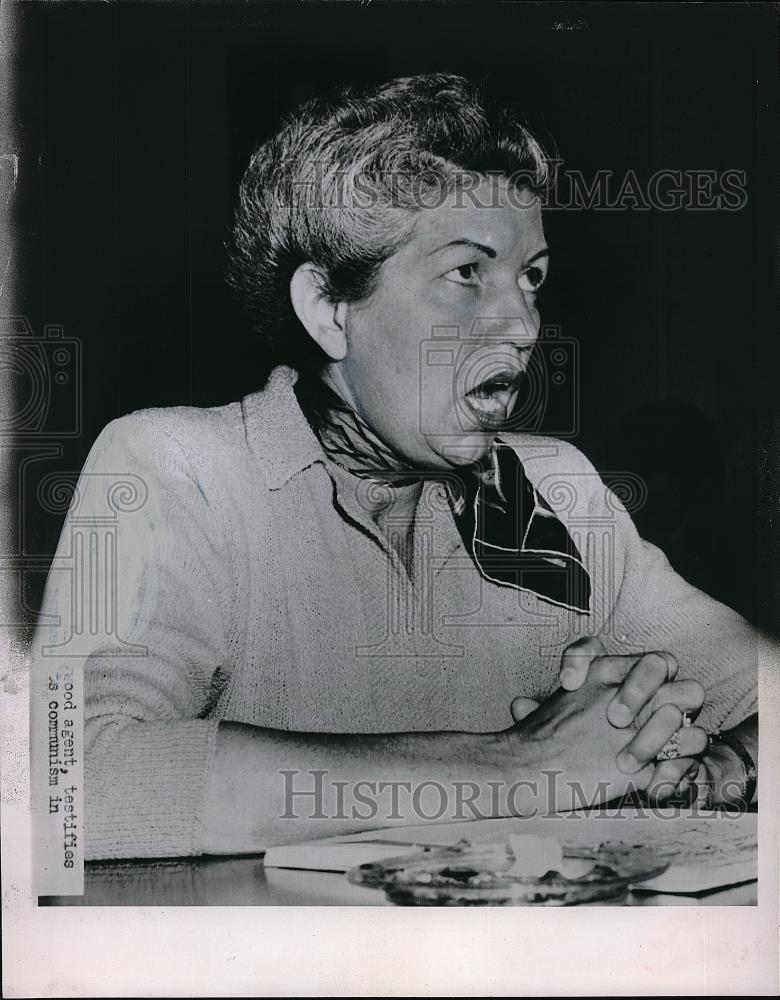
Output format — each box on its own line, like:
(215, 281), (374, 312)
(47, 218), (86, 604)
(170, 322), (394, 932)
(34, 74), (758, 860)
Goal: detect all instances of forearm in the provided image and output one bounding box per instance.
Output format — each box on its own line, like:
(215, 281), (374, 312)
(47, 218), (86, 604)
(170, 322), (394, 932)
(88, 666), (707, 858)
(201, 721), (528, 855)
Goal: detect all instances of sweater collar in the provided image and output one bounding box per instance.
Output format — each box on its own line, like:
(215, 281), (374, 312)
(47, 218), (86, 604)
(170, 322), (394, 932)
(240, 365), (325, 489)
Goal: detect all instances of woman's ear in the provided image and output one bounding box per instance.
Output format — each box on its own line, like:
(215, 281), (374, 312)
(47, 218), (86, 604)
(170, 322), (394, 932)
(289, 263), (348, 361)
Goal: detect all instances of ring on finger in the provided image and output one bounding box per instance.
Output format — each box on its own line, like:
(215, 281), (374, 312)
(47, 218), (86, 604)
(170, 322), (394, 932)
(656, 713), (693, 762)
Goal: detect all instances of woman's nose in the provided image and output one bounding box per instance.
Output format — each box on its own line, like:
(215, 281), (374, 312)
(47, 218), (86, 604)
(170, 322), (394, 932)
(488, 289), (540, 348)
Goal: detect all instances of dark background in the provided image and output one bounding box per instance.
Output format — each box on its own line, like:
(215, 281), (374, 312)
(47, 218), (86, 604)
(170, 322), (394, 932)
(11, 1), (778, 634)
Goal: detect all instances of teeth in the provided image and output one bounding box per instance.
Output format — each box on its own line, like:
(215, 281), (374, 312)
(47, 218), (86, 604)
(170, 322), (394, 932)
(463, 368), (524, 427)
(472, 381), (511, 396)
(464, 384), (515, 425)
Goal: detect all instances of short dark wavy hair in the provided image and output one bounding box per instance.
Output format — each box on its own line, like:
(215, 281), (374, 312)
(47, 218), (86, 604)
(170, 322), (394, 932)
(227, 73), (554, 378)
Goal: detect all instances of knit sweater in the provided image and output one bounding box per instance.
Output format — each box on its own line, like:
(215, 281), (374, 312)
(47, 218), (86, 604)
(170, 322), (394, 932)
(32, 366), (759, 860)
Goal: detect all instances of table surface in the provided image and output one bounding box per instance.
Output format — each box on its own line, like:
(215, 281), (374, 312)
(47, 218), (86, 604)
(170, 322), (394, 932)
(42, 804), (759, 907)
(41, 855), (757, 907)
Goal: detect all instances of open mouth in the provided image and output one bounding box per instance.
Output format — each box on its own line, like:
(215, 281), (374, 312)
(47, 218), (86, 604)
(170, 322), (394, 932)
(463, 369), (525, 428)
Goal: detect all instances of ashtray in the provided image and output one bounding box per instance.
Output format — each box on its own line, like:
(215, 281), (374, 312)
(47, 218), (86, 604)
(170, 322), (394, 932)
(347, 837), (668, 906)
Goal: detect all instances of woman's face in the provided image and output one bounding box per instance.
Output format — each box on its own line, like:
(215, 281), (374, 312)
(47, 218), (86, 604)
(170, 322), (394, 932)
(333, 176), (548, 470)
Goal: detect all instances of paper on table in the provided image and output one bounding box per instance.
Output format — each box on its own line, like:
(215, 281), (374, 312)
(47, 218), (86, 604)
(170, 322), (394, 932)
(266, 808), (757, 895)
(263, 842), (422, 872)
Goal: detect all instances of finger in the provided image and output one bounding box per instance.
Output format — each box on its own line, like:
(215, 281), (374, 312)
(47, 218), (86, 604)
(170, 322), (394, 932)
(645, 757), (699, 803)
(588, 654), (642, 686)
(654, 723), (708, 761)
(616, 702), (683, 773)
(634, 679), (705, 729)
(605, 652), (679, 728)
(663, 652), (679, 681)
(510, 697), (540, 723)
(590, 650), (678, 691)
(559, 636), (607, 691)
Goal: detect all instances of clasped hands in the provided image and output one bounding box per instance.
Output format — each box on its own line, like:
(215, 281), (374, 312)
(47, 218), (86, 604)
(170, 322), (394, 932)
(507, 636), (709, 806)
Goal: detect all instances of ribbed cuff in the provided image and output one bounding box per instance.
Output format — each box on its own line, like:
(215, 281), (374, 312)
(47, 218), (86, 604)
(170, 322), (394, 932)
(85, 719), (220, 860)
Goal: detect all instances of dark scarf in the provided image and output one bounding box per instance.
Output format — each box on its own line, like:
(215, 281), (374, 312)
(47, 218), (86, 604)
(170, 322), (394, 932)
(295, 375), (591, 614)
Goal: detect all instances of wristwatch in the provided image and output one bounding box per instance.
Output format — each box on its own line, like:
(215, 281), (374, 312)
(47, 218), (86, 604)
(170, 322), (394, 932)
(708, 730), (757, 808)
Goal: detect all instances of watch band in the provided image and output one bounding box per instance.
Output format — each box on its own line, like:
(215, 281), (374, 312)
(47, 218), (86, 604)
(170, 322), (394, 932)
(709, 730), (757, 808)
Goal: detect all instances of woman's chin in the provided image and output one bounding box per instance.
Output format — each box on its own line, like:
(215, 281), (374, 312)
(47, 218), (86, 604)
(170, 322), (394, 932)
(425, 431), (497, 469)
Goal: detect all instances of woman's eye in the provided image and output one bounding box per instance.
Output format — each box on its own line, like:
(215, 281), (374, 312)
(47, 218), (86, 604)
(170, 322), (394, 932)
(518, 265), (547, 294)
(444, 263), (479, 286)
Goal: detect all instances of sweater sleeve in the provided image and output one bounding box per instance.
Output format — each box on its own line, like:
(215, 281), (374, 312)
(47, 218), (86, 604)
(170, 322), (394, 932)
(600, 494), (761, 732)
(32, 412), (236, 859)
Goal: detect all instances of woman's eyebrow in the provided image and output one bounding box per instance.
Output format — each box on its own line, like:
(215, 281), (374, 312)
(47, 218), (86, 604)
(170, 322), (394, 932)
(427, 240), (550, 263)
(427, 238), (498, 258)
